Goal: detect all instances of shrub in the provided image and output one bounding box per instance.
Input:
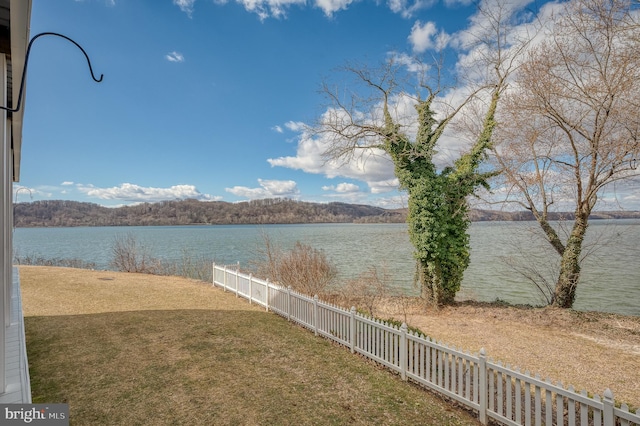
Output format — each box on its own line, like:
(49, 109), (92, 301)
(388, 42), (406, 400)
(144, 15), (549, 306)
(110, 233), (162, 274)
(252, 234), (337, 296)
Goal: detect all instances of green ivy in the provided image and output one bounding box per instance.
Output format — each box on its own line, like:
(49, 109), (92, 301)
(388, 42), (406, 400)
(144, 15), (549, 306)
(382, 92), (499, 305)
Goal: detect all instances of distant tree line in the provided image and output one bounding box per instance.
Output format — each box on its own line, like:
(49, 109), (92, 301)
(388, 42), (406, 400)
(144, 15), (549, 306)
(13, 198), (406, 227)
(13, 198), (639, 228)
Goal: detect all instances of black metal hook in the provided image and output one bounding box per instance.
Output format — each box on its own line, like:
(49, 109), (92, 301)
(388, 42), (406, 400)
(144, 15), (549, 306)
(0, 32), (103, 113)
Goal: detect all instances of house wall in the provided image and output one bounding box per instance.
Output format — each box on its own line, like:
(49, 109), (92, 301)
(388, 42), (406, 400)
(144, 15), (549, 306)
(0, 52), (7, 393)
(0, 0), (32, 402)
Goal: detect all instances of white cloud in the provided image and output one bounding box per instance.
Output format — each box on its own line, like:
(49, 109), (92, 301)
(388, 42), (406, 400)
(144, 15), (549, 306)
(322, 182), (360, 193)
(452, 0), (536, 51)
(387, 0), (435, 18)
(408, 21), (452, 53)
(370, 194), (407, 209)
(61, 181), (74, 186)
(225, 179), (300, 199)
(408, 21), (438, 53)
(203, 0), (354, 20)
(165, 51), (185, 63)
(234, 0), (306, 20)
(369, 178), (400, 194)
(285, 121), (306, 132)
(267, 129), (397, 192)
(173, 0), (196, 16)
(259, 179), (299, 195)
(272, 125), (284, 133)
(314, 0), (354, 17)
(168, 0), (531, 24)
(390, 52), (428, 74)
(77, 183), (220, 202)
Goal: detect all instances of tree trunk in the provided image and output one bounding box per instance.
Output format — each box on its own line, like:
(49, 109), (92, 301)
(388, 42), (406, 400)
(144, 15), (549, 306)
(416, 260), (455, 306)
(552, 214), (588, 308)
(416, 261), (433, 302)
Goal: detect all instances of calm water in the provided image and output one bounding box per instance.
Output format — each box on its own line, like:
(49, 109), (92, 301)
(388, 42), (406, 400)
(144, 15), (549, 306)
(13, 220), (640, 315)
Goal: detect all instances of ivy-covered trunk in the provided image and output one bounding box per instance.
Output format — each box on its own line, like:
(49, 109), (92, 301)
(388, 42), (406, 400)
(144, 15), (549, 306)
(381, 90), (500, 307)
(416, 260), (458, 306)
(407, 180), (471, 306)
(552, 213), (588, 308)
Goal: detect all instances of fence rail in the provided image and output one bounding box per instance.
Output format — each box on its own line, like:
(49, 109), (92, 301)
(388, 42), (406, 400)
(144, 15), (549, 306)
(212, 263), (638, 426)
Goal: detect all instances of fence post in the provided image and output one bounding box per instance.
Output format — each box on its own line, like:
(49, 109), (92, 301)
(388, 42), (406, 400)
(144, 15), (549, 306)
(212, 262), (215, 287)
(248, 274), (253, 304)
(265, 279), (270, 312)
(478, 348), (488, 425)
(287, 286), (292, 321)
(400, 323), (407, 381)
(603, 388), (615, 426)
(222, 265), (227, 292)
(235, 268), (239, 298)
(313, 295), (319, 336)
(350, 306), (356, 354)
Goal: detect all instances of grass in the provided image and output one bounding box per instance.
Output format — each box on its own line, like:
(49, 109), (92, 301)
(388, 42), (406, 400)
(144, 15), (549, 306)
(21, 266), (480, 426)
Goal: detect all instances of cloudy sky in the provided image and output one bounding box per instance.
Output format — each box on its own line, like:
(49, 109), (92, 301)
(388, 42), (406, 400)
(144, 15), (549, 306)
(14, 0), (640, 210)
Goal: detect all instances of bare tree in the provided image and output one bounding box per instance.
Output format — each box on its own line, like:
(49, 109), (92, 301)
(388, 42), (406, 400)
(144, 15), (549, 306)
(315, 0), (533, 306)
(492, 0), (640, 308)
(110, 233), (161, 274)
(252, 233), (338, 296)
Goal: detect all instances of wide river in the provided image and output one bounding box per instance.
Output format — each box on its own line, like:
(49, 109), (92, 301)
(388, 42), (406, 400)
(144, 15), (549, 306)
(13, 220), (640, 316)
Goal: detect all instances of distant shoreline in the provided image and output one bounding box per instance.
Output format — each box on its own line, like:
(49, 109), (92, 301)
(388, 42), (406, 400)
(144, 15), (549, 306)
(13, 198), (640, 228)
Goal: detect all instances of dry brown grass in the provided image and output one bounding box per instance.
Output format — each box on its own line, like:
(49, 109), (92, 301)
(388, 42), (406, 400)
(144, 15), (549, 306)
(20, 266), (479, 426)
(377, 297), (640, 407)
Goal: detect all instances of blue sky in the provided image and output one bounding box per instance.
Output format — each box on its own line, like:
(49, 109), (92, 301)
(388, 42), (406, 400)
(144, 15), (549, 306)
(14, 0), (640, 210)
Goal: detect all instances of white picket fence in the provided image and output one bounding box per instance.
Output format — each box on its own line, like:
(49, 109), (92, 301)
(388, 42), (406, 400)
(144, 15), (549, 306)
(212, 263), (639, 426)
